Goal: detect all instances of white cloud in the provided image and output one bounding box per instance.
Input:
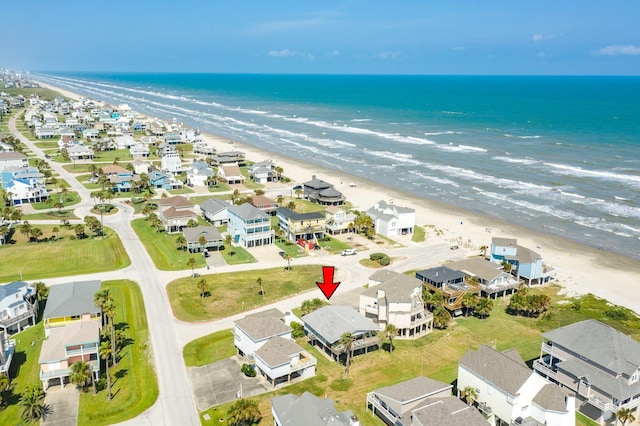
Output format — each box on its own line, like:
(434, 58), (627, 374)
(532, 34), (547, 42)
(267, 49), (314, 59)
(375, 51), (400, 59)
(593, 44), (640, 56)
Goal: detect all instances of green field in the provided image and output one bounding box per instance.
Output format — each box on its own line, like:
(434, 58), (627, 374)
(167, 265), (323, 322)
(183, 329), (236, 367)
(0, 225), (130, 282)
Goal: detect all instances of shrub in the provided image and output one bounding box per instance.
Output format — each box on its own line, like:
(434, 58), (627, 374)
(241, 363), (256, 377)
(370, 253), (390, 266)
(291, 321), (305, 339)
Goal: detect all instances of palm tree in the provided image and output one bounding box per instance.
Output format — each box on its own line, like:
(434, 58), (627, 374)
(432, 306), (451, 329)
(276, 195), (284, 205)
(616, 407), (636, 426)
(294, 188), (303, 199)
(257, 277), (264, 299)
(231, 189), (240, 203)
(94, 289), (117, 365)
(479, 245), (488, 257)
(198, 235), (207, 251)
(385, 323), (398, 353)
(274, 166), (283, 181)
(286, 201), (296, 210)
(187, 257), (197, 277)
(176, 235), (187, 251)
(99, 341), (113, 400)
(339, 332), (355, 376)
(51, 226), (59, 241)
(69, 361), (93, 391)
(460, 386), (478, 406)
(197, 278), (208, 301)
(282, 253), (293, 271)
(227, 398), (261, 426)
(253, 189), (265, 196)
(19, 384), (46, 423)
(461, 292), (478, 317)
(35, 282), (49, 301)
(475, 297), (494, 319)
(103, 302), (117, 366)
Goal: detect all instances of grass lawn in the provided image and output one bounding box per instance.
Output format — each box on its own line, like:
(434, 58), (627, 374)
(219, 243), (257, 265)
(30, 191), (81, 210)
(168, 186), (195, 195)
(195, 287), (640, 425)
(316, 236), (351, 254)
(0, 321), (46, 425)
(208, 183), (232, 193)
(166, 265), (323, 322)
(284, 198), (327, 214)
(92, 149), (133, 163)
(78, 280), (159, 425)
(0, 225), (130, 282)
(411, 225), (426, 243)
(22, 209), (79, 221)
(275, 239), (306, 258)
(131, 218), (207, 271)
(183, 329), (236, 367)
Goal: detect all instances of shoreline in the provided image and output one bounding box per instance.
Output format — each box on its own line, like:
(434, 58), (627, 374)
(37, 81), (640, 315)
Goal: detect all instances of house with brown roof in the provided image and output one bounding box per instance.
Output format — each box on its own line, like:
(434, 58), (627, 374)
(360, 271), (433, 339)
(458, 345), (575, 426)
(366, 376), (486, 426)
(219, 164), (245, 184)
(158, 195), (197, 233)
(325, 205), (356, 235)
(250, 194), (279, 215)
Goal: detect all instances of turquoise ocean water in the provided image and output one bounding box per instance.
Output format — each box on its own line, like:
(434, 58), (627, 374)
(34, 73), (640, 259)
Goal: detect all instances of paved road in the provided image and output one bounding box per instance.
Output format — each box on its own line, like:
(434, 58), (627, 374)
(8, 116), (466, 424)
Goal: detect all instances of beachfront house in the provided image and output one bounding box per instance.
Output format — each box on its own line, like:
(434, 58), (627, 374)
(271, 392), (359, 426)
(490, 237), (558, 285)
(227, 203), (274, 247)
(211, 151), (245, 166)
(366, 376), (487, 426)
(0, 280), (38, 335)
(158, 196), (197, 233)
(182, 225), (224, 253)
(459, 344), (575, 426)
(325, 206), (356, 235)
(248, 160), (278, 183)
(302, 306), (381, 363)
(367, 200), (415, 237)
(192, 141), (216, 157)
(359, 271), (433, 339)
(250, 194), (279, 216)
(302, 175), (345, 206)
(416, 265), (481, 315)
(218, 164), (245, 184)
(42, 280), (102, 337)
(446, 258), (520, 299)
(533, 320), (640, 423)
(276, 207), (326, 243)
(199, 198), (229, 226)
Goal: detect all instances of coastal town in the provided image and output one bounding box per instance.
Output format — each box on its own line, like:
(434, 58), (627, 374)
(1, 71), (640, 426)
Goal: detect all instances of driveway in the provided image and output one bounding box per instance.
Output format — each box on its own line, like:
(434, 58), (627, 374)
(187, 357), (271, 412)
(41, 385), (79, 426)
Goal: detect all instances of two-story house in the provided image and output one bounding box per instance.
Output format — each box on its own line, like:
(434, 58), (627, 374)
(0, 331), (16, 375)
(211, 151), (245, 166)
(533, 320), (640, 423)
(1, 166), (49, 205)
(227, 203), (273, 247)
(248, 160), (278, 183)
(250, 195), (279, 216)
(0, 152), (29, 173)
(459, 344), (575, 426)
(360, 271), (433, 339)
(272, 392), (359, 426)
(416, 265), (481, 315)
(302, 306), (381, 363)
(182, 225), (224, 253)
(218, 164), (245, 185)
(199, 198), (229, 226)
(67, 144), (94, 161)
(101, 164), (135, 193)
(325, 206), (356, 235)
(490, 237), (558, 286)
(447, 258), (519, 299)
(42, 280), (102, 337)
(0, 280), (38, 335)
(276, 207), (326, 242)
(161, 147), (183, 174)
(186, 160), (214, 187)
(157, 196), (197, 233)
(367, 200), (415, 237)
(302, 175), (345, 206)
(148, 170), (183, 191)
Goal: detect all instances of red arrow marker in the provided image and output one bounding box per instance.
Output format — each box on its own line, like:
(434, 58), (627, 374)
(316, 266), (341, 300)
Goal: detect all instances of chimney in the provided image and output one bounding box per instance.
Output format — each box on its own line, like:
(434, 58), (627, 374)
(349, 415), (360, 426)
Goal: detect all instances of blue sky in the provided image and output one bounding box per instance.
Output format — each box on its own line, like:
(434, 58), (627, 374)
(4, 1), (640, 75)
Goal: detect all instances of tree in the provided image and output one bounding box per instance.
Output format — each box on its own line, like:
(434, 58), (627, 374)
(99, 340), (113, 400)
(19, 384), (46, 423)
(29, 227), (43, 242)
(19, 221), (31, 240)
(286, 201), (296, 210)
(176, 235), (187, 251)
(253, 189), (265, 196)
(432, 306), (451, 329)
(616, 407), (636, 426)
(103, 302), (117, 366)
(339, 332), (355, 376)
(460, 386), (478, 406)
(479, 245), (488, 257)
(227, 398), (261, 426)
(74, 224), (86, 239)
(294, 188), (303, 199)
(475, 297), (494, 319)
(461, 292), (478, 317)
(197, 278), (208, 301)
(282, 253), (292, 271)
(0, 374), (9, 405)
(231, 189), (240, 203)
(69, 361), (93, 391)
(257, 277), (264, 299)
(276, 195), (284, 205)
(187, 218), (199, 228)
(385, 323), (398, 353)
(300, 298), (328, 315)
(94, 289), (117, 365)
(187, 257), (197, 277)
(35, 282), (49, 301)
(51, 226), (59, 241)
(198, 234), (207, 251)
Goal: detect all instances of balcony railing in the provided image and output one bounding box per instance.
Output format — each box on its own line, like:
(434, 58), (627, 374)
(0, 308), (37, 328)
(533, 359), (557, 380)
(65, 346), (98, 357)
(366, 396), (400, 424)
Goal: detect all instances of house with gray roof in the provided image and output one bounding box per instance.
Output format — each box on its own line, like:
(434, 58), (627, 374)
(233, 314), (292, 359)
(367, 200), (415, 237)
(254, 336), (316, 388)
(271, 392), (359, 426)
(276, 207), (326, 242)
(533, 320), (640, 423)
(360, 271), (433, 339)
(302, 175), (345, 206)
(186, 160), (214, 187)
(43, 280), (102, 337)
(459, 344), (575, 426)
(490, 237), (558, 285)
(302, 306), (381, 362)
(0, 280), (38, 335)
(228, 203), (273, 247)
(416, 264), (481, 315)
(182, 225), (224, 253)
(199, 198), (229, 226)
(447, 258), (518, 299)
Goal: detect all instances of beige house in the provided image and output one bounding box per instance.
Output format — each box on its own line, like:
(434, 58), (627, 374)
(158, 195), (197, 233)
(276, 207), (326, 242)
(325, 206), (356, 235)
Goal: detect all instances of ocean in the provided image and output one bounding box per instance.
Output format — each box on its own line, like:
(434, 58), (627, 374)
(33, 73), (640, 259)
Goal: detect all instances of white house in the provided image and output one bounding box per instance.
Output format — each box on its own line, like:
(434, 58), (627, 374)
(2, 167), (49, 205)
(458, 345), (575, 426)
(186, 160), (214, 187)
(367, 200), (415, 237)
(0, 281), (38, 335)
(254, 336), (316, 388)
(199, 198), (229, 226)
(233, 313), (292, 358)
(161, 148), (183, 174)
(0, 152), (28, 172)
(219, 164), (245, 184)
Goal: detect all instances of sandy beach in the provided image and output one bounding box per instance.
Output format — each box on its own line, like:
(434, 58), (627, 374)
(39, 82), (640, 315)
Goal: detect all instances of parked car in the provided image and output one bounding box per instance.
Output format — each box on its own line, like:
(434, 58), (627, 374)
(341, 249), (357, 256)
(450, 245), (459, 250)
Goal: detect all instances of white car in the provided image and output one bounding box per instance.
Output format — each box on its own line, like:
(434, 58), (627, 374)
(341, 249), (357, 256)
